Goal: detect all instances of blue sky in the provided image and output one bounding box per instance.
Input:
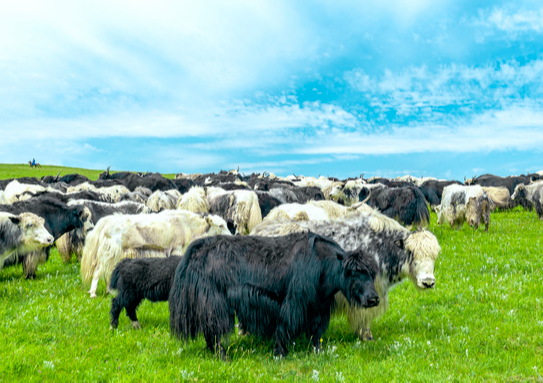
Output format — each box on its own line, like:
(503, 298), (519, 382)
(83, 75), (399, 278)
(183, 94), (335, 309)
(1, 1), (543, 180)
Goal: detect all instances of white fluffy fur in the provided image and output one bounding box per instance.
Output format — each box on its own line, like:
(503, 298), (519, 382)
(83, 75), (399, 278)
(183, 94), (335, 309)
(146, 189), (183, 212)
(177, 186), (209, 213)
(206, 187), (262, 234)
(481, 186), (510, 210)
(437, 184), (485, 228)
(67, 182), (130, 203)
(3, 180), (58, 203)
(80, 210), (232, 297)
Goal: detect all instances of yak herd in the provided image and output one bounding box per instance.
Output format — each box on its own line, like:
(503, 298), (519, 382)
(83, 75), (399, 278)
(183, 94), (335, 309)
(1, 168), (542, 359)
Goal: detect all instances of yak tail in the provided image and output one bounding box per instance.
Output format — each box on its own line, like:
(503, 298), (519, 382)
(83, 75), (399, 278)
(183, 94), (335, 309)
(169, 239), (233, 342)
(109, 262), (122, 291)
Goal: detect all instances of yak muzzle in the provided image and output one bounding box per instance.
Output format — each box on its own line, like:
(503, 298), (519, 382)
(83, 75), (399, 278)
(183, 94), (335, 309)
(418, 277), (435, 289)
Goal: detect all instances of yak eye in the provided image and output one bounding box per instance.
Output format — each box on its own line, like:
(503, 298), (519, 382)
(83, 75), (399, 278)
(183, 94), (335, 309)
(26, 223), (33, 228)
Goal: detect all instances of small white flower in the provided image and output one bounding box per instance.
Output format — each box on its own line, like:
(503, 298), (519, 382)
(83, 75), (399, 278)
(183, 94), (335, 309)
(312, 370), (320, 381)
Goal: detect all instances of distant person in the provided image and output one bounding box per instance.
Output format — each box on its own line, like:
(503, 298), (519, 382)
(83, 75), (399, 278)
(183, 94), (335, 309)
(32, 158), (36, 167)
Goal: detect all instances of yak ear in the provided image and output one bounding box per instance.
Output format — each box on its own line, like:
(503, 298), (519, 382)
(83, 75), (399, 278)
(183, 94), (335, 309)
(394, 238), (405, 249)
(8, 216), (21, 225)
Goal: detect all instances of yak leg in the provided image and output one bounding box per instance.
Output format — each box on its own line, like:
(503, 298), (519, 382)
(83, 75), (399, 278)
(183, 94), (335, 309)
(204, 333), (229, 361)
(89, 277), (100, 298)
(274, 291), (308, 357)
(308, 310), (331, 353)
(89, 264), (103, 298)
(110, 296), (123, 329)
(125, 303), (141, 330)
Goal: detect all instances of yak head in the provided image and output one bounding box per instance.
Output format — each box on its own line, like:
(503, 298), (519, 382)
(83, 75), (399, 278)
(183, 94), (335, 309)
(511, 184), (526, 201)
(405, 229), (441, 290)
(12, 213), (54, 252)
(340, 247), (380, 308)
(466, 194), (489, 230)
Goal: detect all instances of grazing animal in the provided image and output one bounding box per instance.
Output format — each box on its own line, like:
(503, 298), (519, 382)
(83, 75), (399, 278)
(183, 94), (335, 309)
(418, 180), (462, 210)
(481, 186), (511, 211)
(81, 210), (232, 297)
(169, 232), (379, 359)
(56, 200), (153, 262)
(437, 184), (491, 231)
(2, 180), (51, 204)
(361, 185), (430, 227)
(251, 209), (441, 341)
(118, 186), (153, 204)
(0, 197), (93, 278)
(511, 181), (543, 220)
(109, 256), (183, 329)
(67, 182), (130, 203)
(206, 187), (262, 234)
(0, 212), (54, 271)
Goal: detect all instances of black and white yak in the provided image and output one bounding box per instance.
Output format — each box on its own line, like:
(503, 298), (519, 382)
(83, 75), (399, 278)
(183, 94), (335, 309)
(0, 197), (93, 278)
(0, 212), (54, 271)
(251, 208), (441, 341)
(437, 184), (491, 231)
(511, 181), (543, 220)
(168, 232), (380, 359)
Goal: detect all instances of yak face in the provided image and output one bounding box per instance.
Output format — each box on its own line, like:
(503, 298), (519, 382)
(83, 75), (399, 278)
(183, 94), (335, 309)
(80, 207), (94, 234)
(15, 213), (54, 251)
(341, 248), (379, 308)
(405, 230), (441, 290)
(511, 184), (526, 201)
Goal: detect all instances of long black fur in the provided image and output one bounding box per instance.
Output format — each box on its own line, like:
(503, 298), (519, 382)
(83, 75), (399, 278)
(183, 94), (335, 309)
(109, 256), (183, 329)
(168, 232), (379, 359)
(366, 185), (430, 227)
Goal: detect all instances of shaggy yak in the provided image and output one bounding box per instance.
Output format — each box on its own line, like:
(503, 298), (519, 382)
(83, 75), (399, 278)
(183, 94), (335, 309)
(0, 212), (54, 270)
(168, 232), (380, 360)
(251, 207), (441, 341)
(109, 256), (182, 329)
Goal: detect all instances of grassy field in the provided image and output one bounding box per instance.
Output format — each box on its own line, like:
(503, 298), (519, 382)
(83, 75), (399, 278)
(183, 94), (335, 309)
(1, 164), (542, 382)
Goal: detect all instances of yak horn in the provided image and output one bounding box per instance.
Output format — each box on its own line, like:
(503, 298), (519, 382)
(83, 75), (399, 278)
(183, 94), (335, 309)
(360, 188), (372, 204)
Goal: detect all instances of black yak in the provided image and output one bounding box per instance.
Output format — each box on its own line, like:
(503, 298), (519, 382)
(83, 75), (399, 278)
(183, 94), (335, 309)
(109, 256), (182, 329)
(168, 232), (379, 359)
(360, 184), (429, 227)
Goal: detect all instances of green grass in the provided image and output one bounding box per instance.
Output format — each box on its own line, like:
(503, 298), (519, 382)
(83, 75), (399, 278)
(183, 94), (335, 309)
(1, 164), (542, 382)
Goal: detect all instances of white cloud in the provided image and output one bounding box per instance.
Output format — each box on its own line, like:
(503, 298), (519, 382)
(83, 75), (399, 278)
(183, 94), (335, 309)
(344, 59), (543, 120)
(487, 8), (543, 33)
(473, 6), (543, 40)
(294, 104), (543, 155)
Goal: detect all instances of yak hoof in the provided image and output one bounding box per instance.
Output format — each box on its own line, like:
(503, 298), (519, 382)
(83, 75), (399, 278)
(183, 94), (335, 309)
(360, 329), (374, 341)
(236, 324), (247, 336)
(131, 321), (141, 330)
(89, 292), (97, 298)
